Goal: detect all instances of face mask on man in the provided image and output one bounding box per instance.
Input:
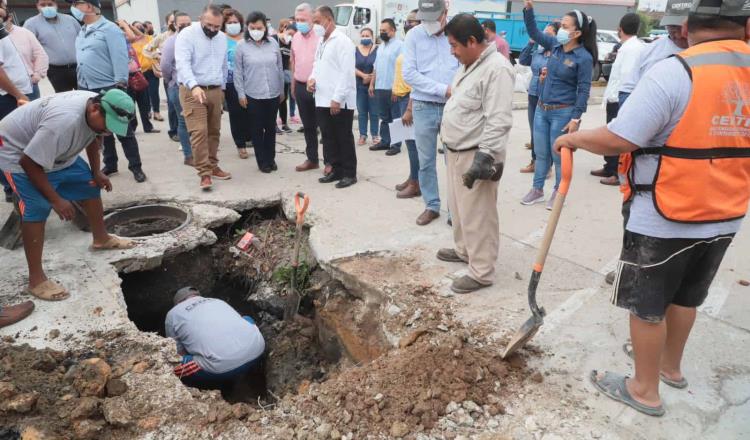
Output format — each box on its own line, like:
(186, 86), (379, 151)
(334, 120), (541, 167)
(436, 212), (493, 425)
(422, 21), (441, 35)
(178, 24), (189, 32)
(70, 6), (85, 22)
(226, 23), (241, 36)
(296, 21), (310, 34)
(203, 25), (218, 38)
(313, 23), (325, 37)
(41, 6), (58, 19)
(380, 32), (390, 42)
(248, 29), (264, 41)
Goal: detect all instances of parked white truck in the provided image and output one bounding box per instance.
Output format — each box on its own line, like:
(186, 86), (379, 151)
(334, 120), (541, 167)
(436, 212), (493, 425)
(334, 0), (508, 43)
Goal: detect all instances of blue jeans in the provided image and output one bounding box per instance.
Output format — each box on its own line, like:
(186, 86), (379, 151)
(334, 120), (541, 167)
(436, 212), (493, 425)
(532, 106), (574, 190)
(413, 100), (444, 212)
(167, 84), (192, 159)
(394, 94), (418, 180)
(144, 70), (161, 114)
(356, 85), (378, 137)
(166, 79), (177, 137)
(375, 89), (401, 147)
(527, 95), (538, 161)
(26, 84), (41, 101)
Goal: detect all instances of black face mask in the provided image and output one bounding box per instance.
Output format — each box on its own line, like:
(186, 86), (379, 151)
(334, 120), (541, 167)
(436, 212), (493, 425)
(178, 24), (189, 33)
(203, 26), (218, 38)
(380, 32), (390, 42)
(168, 24), (176, 32)
(0, 24), (8, 40)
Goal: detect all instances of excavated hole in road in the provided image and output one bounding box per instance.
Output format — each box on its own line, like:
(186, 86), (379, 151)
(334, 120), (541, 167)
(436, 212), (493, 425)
(119, 203), (345, 404)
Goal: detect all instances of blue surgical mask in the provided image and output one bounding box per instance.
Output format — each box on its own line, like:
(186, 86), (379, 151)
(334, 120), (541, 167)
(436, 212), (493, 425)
(360, 38), (372, 46)
(41, 6), (58, 19)
(296, 21), (310, 34)
(556, 29), (571, 45)
(70, 6), (85, 22)
(226, 23), (241, 36)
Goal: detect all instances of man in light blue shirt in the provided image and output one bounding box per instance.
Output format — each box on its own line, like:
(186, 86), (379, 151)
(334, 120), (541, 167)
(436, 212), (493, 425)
(175, 5), (230, 190)
(73, 0), (146, 184)
(403, 0), (459, 226)
(369, 18), (403, 155)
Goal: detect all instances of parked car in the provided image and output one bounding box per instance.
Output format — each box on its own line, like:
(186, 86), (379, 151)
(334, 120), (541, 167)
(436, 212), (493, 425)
(594, 30), (619, 80)
(601, 37), (655, 81)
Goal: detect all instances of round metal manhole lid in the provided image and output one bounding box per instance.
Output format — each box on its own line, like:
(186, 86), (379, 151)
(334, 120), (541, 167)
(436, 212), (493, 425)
(104, 204), (191, 238)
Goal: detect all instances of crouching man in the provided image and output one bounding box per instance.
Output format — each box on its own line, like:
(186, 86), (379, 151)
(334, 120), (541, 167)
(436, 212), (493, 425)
(0, 89), (136, 301)
(167, 287), (266, 388)
(437, 14), (513, 294)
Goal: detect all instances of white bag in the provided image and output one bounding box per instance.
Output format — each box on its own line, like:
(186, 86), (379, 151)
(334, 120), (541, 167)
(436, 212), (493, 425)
(514, 65), (532, 94)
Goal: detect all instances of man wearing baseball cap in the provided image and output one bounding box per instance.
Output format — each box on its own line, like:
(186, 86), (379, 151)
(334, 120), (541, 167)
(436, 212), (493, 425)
(403, 0), (459, 226)
(0, 90), (136, 302)
(555, 0), (750, 417)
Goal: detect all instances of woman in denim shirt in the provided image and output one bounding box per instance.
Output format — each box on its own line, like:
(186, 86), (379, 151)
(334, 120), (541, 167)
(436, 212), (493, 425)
(521, 0), (597, 209)
(518, 21), (560, 174)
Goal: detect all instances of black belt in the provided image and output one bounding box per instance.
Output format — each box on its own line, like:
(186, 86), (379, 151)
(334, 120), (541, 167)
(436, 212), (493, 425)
(49, 63), (77, 69)
(443, 143), (478, 153)
(182, 84), (221, 90)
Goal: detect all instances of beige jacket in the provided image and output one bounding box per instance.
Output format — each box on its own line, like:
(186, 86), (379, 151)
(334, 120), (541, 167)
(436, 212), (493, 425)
(440, 43), (514, 161)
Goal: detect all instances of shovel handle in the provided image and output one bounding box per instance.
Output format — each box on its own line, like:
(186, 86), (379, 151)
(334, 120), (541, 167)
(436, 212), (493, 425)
(533, 147), (573, 273)
(294, 192), (309, 225)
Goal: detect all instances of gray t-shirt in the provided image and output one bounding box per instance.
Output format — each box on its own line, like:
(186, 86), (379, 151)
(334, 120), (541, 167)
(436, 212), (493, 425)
(620, 36), (681, 94)
(0, 91), (97, 174)
(24, 14), (81, 66)
(609, 57), (744, 239)
(165, 297), (265, 374)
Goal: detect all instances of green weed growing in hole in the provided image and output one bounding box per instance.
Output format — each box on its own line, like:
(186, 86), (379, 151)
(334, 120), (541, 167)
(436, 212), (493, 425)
(272, 261), (312, 291)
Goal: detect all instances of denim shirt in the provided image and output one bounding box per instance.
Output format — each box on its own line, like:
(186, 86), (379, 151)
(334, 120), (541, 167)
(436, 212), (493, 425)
(402, 24), (459, 103)
(518, 42), (550, 97)
(75, 17), (129, 89)
(523, 8), (592, 119)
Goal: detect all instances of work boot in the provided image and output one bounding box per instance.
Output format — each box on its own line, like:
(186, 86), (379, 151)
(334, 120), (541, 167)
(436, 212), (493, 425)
(397, 180), (421, 199)
(200, 176), (213, 190)
(295, 160), (319, 172)
(212, 168), (232, 180)
(436, 248), (467, 263)
(451, 275), (490, 294)
(605, 270), (616, 285)
(520, 161), (535, 173)
(416, 209), (440, 226)
(0, 301), (34, 329)
(395, 178), (410, 191)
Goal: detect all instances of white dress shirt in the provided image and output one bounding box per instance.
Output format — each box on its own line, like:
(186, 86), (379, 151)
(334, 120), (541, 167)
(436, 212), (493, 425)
(309, 28), (356, 109)
(175, 23), (228, 90)
(603, 35), (644, 104)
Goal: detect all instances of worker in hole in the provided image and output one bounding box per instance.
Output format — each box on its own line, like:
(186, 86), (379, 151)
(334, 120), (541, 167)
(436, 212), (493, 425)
(168, 287), (266, 388)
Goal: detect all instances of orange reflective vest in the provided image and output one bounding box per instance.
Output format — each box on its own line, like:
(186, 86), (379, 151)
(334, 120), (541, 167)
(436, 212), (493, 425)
(619, 40), (750, 223)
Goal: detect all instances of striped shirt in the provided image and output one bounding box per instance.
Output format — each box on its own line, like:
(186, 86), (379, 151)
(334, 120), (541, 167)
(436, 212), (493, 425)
(175, 23), (228, 89)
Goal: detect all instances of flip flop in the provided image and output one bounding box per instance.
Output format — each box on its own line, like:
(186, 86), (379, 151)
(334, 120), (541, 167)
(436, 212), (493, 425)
(622, 342), (689, 389)
(589, 370), (665, 417)
(89, 235), (135, 251)
(26, 279), (70, 301)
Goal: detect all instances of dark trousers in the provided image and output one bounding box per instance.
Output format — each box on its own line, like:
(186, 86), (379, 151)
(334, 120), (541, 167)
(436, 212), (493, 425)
(83, 86), (143, 172)
(0, 94), (18, 197)
(278, 82), (290, 125)
(248, 97), (280, 170)
(375, 89), (400, 147)
(144, 70), (161, 114)
(225, 83), (251, 148)
(528, 94), (539, 161)
(317, 107), (356, 178)
(294, 81), (321, 164)
(47, 65), (78, 92)
(130, 87), (154, 133)
(603, 101), (620, 175)
(165, 79), (177, 137)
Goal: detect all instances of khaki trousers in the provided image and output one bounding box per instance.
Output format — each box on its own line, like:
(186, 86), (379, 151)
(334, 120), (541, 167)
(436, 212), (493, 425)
(179, 86), (223, 176)
(446, 149), (500, 285)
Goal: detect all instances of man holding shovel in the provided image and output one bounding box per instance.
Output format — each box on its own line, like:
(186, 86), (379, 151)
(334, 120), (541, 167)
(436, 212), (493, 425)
(0, 90), (135, 301)
(554, 0), (750, 416)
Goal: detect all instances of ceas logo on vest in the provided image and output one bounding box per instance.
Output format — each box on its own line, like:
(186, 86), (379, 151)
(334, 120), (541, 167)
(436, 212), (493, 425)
(713, 82), (750, 136)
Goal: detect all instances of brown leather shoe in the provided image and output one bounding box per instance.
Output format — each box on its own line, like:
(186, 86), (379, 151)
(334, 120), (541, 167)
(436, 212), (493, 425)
(397, 180), (421, 199)
(416, 209), (440, 226)
(395, 178), (410, 191)
(0, 301), (34, 328)
(212, 167), (232, 180)
(295, 160), (319, 172)
(600, 175), (620, 186)
(183, 157), (194, 167)
(323, 164), (333, 176)
(590, 168), (612, 178)
(520, 161), (535, 173)
(200, 176), (213, 190)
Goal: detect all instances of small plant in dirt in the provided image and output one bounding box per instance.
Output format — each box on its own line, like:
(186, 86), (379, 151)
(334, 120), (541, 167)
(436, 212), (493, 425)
(272, 261), (312, 291)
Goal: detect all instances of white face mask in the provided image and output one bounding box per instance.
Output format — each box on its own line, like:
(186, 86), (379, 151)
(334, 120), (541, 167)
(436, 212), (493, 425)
(225, 23), (241, 36)
(422, 21), (442, 35)
(283, 33), (292, 43)
(313, 23), (326, 38)
(249, 29), (264, 41)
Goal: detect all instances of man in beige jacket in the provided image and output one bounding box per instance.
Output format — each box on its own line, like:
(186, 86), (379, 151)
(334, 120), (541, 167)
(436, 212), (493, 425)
(438, 13), (514, 294)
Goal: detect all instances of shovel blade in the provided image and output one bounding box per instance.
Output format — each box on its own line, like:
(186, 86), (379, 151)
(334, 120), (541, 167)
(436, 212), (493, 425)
(501, 314), (543, 359)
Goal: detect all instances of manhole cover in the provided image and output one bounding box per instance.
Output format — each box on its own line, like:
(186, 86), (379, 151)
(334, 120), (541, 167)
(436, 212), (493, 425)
(104, 204), (191, 238)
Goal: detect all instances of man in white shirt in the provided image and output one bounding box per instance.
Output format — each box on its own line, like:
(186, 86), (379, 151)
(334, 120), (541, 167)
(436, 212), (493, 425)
(0, 23), (31, 120)
(591, 13), (643, 185)
(307, 6), (357, 188)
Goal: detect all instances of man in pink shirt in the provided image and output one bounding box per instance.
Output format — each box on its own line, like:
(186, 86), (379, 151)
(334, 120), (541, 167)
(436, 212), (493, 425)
(291, 2), (326, 174)
(481, 20), (510, 59)
(2, 5), (47, 100)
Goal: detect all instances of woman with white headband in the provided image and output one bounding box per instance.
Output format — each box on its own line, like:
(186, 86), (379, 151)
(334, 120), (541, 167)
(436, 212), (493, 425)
(520, 0), (598, 209)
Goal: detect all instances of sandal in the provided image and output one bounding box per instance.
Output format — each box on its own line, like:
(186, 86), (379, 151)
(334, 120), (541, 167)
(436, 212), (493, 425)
(90, 235), (135, 251)
(622, 342), (689, 389)
(589, 370), (665, 417)
(26, 279), (70, 301)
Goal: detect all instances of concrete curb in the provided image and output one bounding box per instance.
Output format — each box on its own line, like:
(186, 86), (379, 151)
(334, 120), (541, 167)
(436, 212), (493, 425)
(511, 97), (604, 111)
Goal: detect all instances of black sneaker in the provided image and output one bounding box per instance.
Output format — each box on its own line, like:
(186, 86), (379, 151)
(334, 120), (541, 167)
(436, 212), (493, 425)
(369, 143), (389, 151)
(169, 134), (179, 142)
(282, 125), (293, 133)
(385, 148), (401, 156)
(101, 166), (118, 176)
(132, 169), (147, 183)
